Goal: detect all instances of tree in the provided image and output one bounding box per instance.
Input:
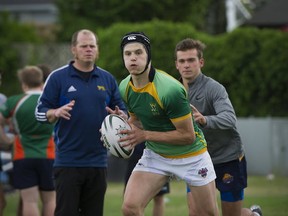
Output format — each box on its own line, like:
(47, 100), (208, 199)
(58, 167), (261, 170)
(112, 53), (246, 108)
(0, 12), (40, 96)
(55, 0), (213, 41)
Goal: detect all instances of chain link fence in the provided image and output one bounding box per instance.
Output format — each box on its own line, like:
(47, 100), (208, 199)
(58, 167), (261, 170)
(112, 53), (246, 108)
(14, 43), (72, 71)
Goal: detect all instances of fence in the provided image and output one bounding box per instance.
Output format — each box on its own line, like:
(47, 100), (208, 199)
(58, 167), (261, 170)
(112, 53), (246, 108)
(237, 117), (288, 177)
(15, 43), (71, 70)
(108, 117), (288, 182)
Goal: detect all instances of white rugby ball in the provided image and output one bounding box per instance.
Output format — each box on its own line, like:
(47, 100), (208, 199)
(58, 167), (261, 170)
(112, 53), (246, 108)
(101, 114), (134, 159)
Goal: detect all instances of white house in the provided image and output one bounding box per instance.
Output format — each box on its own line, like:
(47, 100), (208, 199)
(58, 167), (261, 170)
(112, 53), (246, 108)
(0, 0), (58, 25)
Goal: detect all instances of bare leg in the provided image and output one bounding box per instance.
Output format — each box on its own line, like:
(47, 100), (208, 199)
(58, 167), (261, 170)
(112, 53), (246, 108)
(40, 190), (56, 216)
(221, 200), (242, 216)
(188, 181), (219, 216)
(222, 200), (262, 216)
(187, 191), (198, 216)
(20, 186), (40, 216)
(187, 190), (219, 216)
(152, 195), (165, 216)
(122, 171), (168, 216)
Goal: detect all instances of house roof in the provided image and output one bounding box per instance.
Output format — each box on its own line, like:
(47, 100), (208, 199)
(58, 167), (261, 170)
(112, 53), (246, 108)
(244, 0), (288, 27)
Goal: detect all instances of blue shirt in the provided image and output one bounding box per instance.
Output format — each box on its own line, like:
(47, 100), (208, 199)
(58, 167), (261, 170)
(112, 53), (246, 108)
(35, 61), (126, 167)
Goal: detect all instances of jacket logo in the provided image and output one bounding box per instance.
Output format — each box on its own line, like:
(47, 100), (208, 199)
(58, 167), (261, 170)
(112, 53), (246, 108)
(97, 85), (106, 91)
(196, 95), (204, 100)
(68, 86), (77, 92)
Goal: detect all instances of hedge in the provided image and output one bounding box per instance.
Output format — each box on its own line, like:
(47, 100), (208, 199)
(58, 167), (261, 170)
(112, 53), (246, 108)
(1, 20), (287, 117)
(97, 20), (288, 117)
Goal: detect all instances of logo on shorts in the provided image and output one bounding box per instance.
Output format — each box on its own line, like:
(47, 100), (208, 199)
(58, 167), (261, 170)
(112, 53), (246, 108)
(222, 173), (234, 184)
(198, 167), (208, 178)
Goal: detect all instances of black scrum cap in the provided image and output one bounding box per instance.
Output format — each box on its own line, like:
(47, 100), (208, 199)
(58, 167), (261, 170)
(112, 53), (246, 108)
(120, 32), (151, 73)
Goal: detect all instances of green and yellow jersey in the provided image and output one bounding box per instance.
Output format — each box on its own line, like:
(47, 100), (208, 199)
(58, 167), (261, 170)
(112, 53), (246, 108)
(119, 67), (207, 158)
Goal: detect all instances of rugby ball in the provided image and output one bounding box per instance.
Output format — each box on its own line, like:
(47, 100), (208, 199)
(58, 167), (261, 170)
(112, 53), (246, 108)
(101, 114), (134, 159)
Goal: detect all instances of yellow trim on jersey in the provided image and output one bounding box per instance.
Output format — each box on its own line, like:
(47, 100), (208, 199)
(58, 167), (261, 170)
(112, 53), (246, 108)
(129, 81), (164, 109)
(170, 113), (192, 123)
(159, 147), (207, 159)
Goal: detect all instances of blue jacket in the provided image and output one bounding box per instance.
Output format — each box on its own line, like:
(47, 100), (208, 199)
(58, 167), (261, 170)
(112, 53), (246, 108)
(35, 61), (126, 167)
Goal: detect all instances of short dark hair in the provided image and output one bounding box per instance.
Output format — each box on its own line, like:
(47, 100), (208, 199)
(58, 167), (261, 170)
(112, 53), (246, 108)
(175, 38), (206, 60)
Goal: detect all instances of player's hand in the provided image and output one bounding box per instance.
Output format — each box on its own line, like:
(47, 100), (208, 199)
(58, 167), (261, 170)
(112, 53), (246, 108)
(98, 128), (108, 149)
(190, 104), (207, 126)
(105, 106), (128, 121)
(118, 125), (145, 148)
(54, 100), (75, 120)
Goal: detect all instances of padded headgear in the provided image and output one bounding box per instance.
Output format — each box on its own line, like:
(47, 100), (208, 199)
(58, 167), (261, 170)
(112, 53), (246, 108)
(120, 32), (151, 73)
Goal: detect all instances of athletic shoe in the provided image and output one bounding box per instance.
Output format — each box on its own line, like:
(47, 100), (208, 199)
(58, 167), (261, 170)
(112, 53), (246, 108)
(250, 205), (262, 216)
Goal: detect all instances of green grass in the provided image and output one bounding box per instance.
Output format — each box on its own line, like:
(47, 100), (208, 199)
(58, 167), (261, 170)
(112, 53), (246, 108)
(3, 175), (288, 216)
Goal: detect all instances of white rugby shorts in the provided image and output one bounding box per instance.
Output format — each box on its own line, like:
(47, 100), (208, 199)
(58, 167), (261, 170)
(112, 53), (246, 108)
(133, 149), (216, 186)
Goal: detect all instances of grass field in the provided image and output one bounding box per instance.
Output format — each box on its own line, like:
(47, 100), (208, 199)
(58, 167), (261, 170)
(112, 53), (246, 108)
(3, 175), (288, 215)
